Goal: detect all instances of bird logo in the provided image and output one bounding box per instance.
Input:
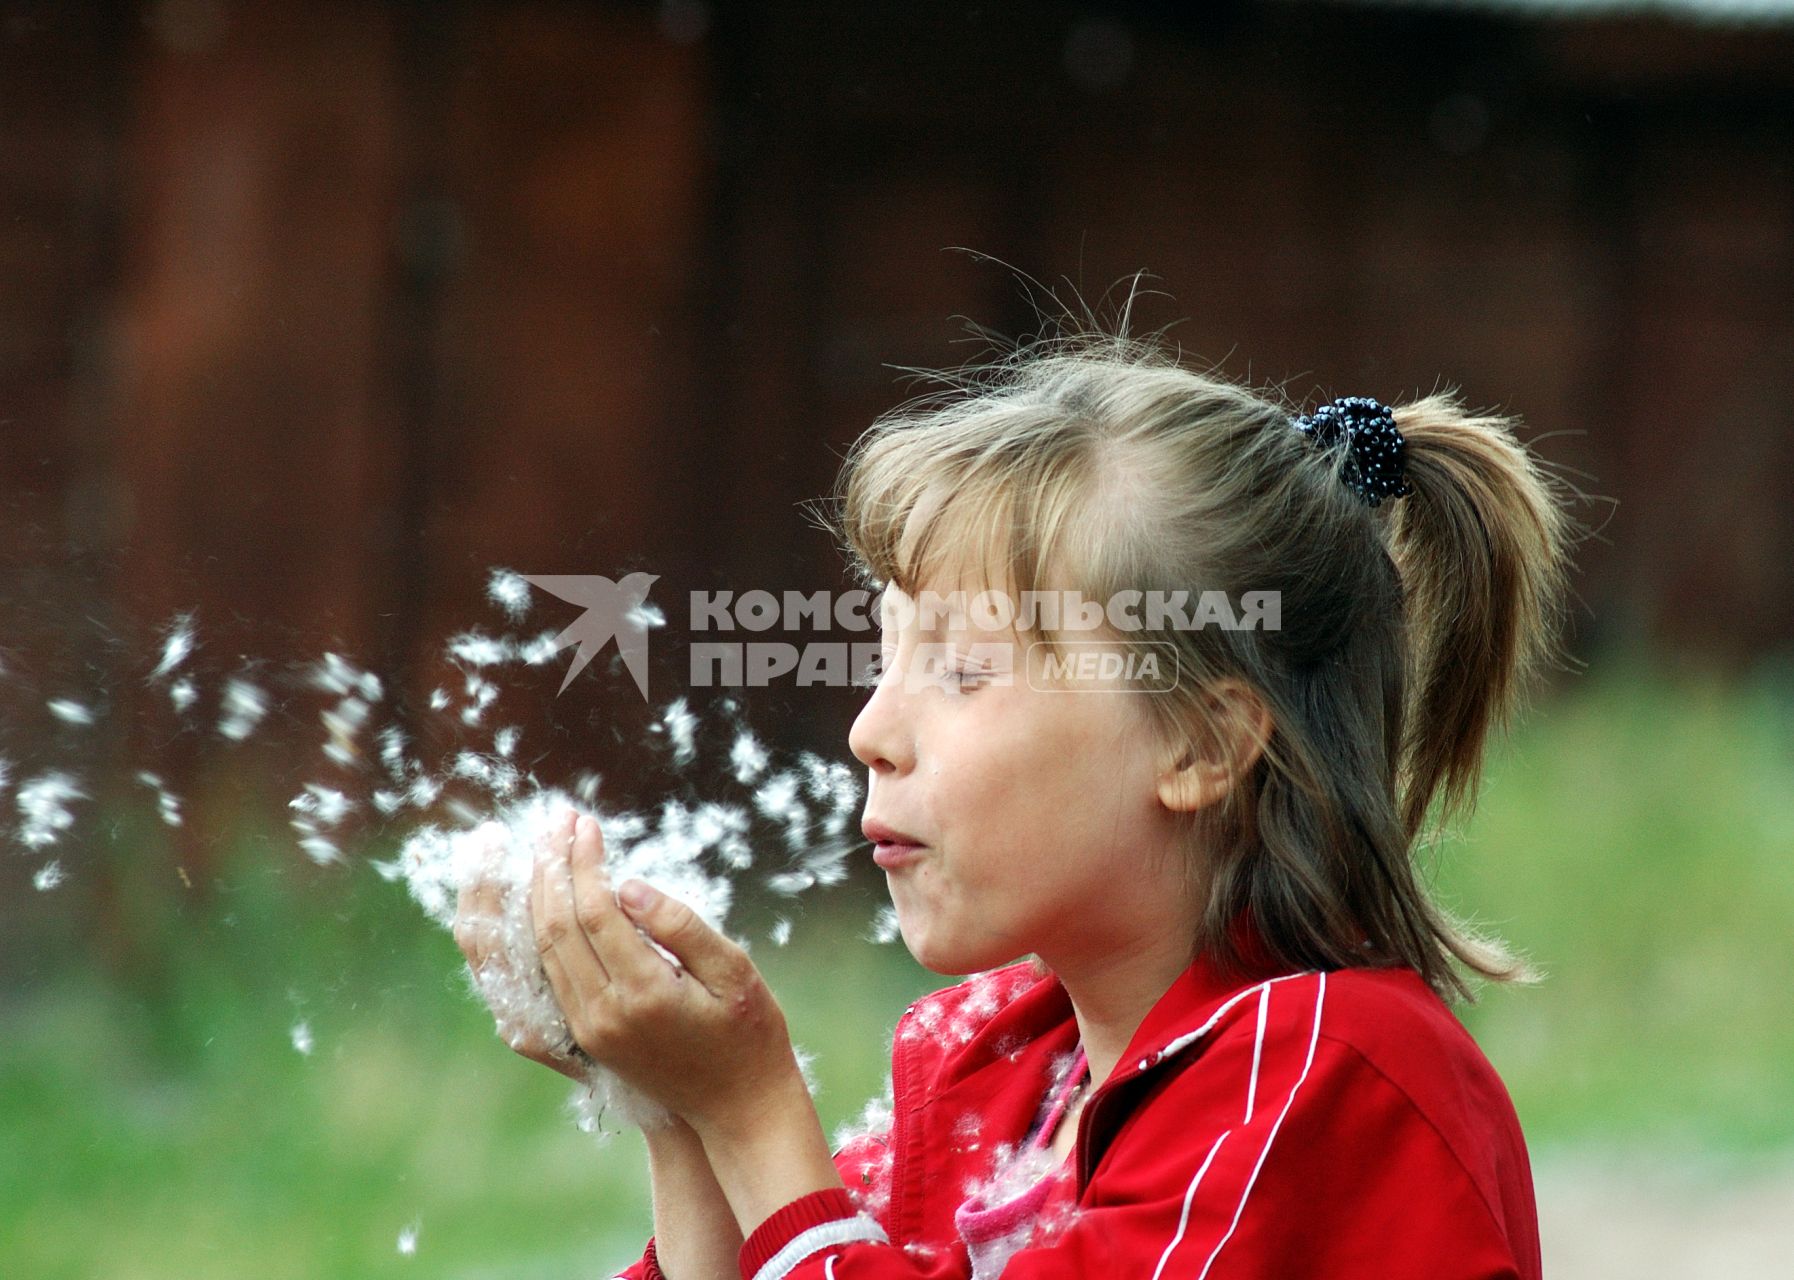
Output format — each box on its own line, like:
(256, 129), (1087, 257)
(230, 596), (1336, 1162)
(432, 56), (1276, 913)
(521, 572), (660, 701)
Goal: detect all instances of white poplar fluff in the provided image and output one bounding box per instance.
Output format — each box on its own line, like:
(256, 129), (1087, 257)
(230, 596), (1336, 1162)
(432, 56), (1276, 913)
(149, 612), (197, 681)
(46, 698), (97, 727)
(392, 787), (737, 1135)
(486, 566), (532, 622)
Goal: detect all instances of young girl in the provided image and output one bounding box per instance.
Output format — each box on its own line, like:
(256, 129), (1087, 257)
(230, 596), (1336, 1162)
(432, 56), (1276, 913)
(455, 330), (1576, 1280)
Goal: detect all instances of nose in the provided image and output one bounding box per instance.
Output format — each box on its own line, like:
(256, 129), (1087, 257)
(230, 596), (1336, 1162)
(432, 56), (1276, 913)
(849, 656), (913, 775)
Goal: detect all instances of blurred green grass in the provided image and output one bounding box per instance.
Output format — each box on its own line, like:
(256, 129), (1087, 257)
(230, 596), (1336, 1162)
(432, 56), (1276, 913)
(3, 655), (1791, 1277)
(1434, 655), (1794, 1153)
(0, 844), (939, 1280)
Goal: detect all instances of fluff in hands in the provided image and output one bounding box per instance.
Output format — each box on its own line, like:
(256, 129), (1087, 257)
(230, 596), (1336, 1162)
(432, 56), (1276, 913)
(393, 787), (737, 1133)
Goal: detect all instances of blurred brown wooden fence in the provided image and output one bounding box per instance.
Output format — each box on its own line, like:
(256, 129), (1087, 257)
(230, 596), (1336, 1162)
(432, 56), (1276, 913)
(2, 0), (1791, 840)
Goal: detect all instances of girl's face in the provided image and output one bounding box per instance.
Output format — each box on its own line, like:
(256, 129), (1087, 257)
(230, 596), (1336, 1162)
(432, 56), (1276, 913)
(850, 582), (1201, 979)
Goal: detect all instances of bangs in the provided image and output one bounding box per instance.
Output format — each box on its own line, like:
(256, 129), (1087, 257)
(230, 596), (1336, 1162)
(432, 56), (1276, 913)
(833, 404), (1101, 619)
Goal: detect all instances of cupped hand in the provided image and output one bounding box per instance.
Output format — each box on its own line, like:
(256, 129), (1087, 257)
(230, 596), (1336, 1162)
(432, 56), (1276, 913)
(530, 808), (805, 1137)
(452, 826), (589, 1082)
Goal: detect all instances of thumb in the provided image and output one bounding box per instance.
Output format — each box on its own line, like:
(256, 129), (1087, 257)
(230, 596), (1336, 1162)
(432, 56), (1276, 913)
(617, 881), (750, 994)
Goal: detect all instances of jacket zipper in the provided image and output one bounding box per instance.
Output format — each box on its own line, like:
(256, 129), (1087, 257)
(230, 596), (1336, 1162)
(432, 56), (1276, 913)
(888, 1010), (916, 1240)
(1072, 1040), (1191, 1189)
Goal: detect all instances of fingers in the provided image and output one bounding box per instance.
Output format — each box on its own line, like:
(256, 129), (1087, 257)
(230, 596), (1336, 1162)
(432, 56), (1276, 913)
(453, 879), (485, 967)
(569, 812), (677, 989)
(503, 1018), (591, 1082)
(533, 810), (613, 1016)
(617, 880), (754, 998)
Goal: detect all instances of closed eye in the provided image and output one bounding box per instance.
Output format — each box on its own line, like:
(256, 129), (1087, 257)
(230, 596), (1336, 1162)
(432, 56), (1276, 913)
(945, 665), (988, 691)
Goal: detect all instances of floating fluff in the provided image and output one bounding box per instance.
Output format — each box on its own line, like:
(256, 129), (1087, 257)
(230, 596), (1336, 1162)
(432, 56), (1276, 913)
(869, 904), (901, 945)
(797, 752), (860, 837)
(137, 771), (183, 827)
(17, 770), (85, 849)
(753, 770), (812, 851)
(168, 676), (198, 714)
(656, 697), (698, 767)
(47, 698), (97, 727)
(730, 730), (770, 783)
(801, 843), (852, 888)
(294, 831), (342, 867)
(149, 612), (197, 682)
(516, 630), (561, 665)
(218, 677), (270, 741)
(766, 869), (814, 896)
(310, 652), (382, 702)
(451, 751), (520, 796)
(289, 782), (355, 866)
(446, 631), (509, 668)
(487, 567), (532, 621)
(691, 802), (752, 870)
(0, 566), (887, 1146)
(321, 695), (372, 767)
(291, 782), (354, 827)
(460, 674), (498, 726)
(833, 1077), (895, 1153)
(378, 725), (410, 779)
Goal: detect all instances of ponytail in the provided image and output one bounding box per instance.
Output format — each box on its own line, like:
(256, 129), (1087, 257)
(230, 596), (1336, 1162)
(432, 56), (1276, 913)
(1387, 395), (1579, 847)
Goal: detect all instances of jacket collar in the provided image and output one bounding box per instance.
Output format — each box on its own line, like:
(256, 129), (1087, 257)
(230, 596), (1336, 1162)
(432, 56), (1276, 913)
(1110, 914), (1298, 1081)
(916, 914), (1299, 1107)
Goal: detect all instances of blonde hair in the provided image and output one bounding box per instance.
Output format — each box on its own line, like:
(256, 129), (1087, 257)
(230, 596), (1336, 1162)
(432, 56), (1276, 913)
(823, 325), (1583, 1002)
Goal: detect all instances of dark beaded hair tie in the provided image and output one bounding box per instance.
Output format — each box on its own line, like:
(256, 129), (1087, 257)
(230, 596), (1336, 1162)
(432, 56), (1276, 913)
(1294, 396), (1413, 508)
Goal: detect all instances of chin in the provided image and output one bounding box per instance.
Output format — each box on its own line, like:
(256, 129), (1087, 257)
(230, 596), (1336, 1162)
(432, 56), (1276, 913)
(899, 924), (968, 977)
(902, 924), (1026, 979)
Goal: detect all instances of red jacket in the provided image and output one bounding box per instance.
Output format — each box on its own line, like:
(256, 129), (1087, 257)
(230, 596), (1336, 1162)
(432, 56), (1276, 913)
(619, 952), (1540, 1280)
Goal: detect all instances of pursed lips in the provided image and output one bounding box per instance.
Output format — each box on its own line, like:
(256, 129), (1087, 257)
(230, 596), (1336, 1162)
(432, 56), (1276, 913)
(863, 819), (927, 870)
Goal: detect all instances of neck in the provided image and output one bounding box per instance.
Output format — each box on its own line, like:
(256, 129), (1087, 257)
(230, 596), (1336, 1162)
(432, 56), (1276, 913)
(1047, 934), (1194, 1088)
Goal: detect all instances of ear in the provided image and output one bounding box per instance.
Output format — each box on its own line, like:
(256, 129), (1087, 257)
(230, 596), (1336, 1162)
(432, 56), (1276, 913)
(1156, 679), (1274, 814)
